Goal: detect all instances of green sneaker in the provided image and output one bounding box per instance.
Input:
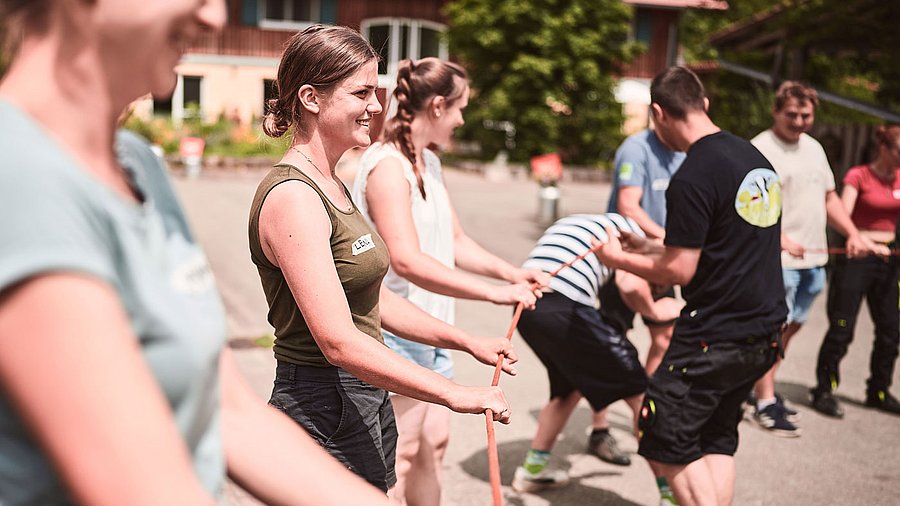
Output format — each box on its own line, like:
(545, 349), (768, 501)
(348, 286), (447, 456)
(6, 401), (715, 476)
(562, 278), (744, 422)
(511, 465), (570, 493)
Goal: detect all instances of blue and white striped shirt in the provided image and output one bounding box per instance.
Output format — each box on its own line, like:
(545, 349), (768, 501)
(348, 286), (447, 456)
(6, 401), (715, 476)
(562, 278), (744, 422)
(523, 213), (644, 307)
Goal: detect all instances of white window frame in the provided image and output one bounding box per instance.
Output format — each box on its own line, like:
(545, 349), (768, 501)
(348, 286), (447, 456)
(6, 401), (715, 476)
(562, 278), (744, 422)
(258, 0), (320, 31)
(170, 74), (205, 124)
(361, 17), (449, 89)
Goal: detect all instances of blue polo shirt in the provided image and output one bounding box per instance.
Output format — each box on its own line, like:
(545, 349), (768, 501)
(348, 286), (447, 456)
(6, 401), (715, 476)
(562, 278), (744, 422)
(607, 129), (686, 227)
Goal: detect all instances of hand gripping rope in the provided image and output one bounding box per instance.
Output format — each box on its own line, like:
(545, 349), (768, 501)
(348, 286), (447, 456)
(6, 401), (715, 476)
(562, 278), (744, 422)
(483, 242), (605, 506)
(481, 242), (895, 504)
(805, 248), (900, 255)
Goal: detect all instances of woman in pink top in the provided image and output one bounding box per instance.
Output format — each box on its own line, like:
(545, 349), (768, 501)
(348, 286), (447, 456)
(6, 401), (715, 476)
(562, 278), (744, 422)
(812, 124), (900, 418)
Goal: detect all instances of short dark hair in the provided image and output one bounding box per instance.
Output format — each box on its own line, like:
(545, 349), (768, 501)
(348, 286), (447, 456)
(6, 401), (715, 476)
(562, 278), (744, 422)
(773, 81), (819, 111)
(650, 66), (706, 120)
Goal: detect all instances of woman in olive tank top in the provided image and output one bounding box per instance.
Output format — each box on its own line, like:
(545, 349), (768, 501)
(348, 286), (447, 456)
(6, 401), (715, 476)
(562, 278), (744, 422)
(250, 25), (517, 492)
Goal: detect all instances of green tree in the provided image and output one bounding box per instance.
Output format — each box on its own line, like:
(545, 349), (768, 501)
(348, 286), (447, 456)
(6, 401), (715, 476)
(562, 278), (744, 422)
(680, 0), (897, 137)
(445, 0), (637, 166)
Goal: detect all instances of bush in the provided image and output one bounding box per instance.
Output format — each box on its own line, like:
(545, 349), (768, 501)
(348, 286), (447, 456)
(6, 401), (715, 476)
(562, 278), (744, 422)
(123, 111), (291, 159)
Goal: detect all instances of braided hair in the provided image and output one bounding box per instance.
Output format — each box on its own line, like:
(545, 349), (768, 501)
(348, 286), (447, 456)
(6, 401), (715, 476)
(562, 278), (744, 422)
(382, 57), (468, 198)
(262, 24), (379, 139)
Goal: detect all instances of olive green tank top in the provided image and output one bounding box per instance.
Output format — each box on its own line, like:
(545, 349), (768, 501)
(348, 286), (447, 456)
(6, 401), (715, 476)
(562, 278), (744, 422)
(248, 163), (390, 367)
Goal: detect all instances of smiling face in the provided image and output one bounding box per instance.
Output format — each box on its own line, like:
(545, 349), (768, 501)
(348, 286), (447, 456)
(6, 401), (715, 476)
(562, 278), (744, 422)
(772, 97), (815, 144)
(94, 0), (226, 100)
(316, 59), (383, 152)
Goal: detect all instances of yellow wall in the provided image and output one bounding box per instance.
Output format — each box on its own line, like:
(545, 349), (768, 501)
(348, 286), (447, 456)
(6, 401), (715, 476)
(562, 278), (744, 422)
(177, 60), (277, 124)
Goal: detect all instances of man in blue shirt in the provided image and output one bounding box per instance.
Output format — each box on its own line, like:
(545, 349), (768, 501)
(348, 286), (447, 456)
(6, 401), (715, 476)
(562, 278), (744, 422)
(607, 129), (686, 240)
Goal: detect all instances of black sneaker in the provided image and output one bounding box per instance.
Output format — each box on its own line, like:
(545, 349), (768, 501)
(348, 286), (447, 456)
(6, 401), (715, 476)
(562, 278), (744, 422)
(865, 390), (900, 415)
(776, 393), (800, 423)
(753, 403), (801, 437)
(587, 431), (631, 466)
(811, 389), (844, 418)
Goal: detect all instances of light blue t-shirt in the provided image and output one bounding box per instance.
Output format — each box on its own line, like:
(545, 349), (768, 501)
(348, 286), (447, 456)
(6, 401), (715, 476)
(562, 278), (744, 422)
(606, 129), (686, 227)
(0, 101), (227, 504)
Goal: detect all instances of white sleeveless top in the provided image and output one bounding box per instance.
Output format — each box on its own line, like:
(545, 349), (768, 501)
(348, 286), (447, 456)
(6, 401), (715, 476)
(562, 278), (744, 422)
(352, 142), (456, 325)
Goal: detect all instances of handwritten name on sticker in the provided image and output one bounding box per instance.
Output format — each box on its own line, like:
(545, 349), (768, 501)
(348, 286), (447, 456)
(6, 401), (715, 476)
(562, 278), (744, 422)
(352, 234), (376, 256)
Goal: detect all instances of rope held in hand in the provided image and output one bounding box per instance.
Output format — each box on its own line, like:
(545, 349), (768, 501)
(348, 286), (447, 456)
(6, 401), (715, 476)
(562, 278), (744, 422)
(484, 242), (604, 506)
(803, 248), (900, 255)
(484, 240), (895, 504)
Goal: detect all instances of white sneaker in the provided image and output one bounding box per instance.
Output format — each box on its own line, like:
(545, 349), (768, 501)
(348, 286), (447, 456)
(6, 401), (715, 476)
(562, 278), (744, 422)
(511, 465), (570, 493)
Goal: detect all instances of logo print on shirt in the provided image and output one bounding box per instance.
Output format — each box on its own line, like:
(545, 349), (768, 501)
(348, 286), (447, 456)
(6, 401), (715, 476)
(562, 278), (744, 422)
(352, 234), (376, 256)
(619, 162), (634, 181)
(735, 168), (782, 228)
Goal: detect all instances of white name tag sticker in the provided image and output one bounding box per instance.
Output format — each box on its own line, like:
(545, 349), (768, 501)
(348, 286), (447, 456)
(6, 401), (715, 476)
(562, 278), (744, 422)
(892, 189), (900, 200)
(651, 178), (670, 191)
(352, 234), (376, 256)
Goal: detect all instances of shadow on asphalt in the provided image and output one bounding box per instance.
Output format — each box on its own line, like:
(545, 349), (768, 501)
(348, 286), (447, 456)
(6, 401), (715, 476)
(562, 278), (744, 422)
(775, 379), (869, 410)
(459, 406), (643, 505)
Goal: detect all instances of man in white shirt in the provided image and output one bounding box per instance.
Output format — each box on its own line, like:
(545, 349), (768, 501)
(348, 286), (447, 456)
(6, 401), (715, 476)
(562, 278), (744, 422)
(750, 81), (872, 433)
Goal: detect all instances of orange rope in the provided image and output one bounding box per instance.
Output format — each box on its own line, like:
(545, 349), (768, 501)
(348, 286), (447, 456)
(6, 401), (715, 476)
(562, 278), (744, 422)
(484, 242), (604, 505)
(483, 241), (896, 503)
(804, 248), (900, 255)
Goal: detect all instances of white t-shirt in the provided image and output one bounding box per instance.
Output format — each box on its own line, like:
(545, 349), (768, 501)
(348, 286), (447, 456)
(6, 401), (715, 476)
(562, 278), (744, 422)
(751, 129), (835, 269)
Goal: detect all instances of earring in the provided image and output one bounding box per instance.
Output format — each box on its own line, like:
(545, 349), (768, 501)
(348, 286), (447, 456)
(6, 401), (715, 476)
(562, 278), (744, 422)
(435, 111), (441, 118)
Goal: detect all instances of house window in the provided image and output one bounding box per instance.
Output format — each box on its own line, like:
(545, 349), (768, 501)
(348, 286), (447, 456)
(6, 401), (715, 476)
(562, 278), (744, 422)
(259, 0), (319, 30)
(361, 18), (448, 87)
(152, 95), (173, 116)
(182, 76), (202, 116)
(152, 75), (204, 121)
(634, 8), (653, 46)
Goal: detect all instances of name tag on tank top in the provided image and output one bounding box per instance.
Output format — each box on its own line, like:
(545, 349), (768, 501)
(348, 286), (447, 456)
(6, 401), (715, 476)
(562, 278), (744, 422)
(352, 234), (376, 255)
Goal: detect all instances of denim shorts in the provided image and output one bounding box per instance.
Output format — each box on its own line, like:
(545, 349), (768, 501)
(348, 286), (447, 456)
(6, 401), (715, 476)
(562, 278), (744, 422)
(268, 362), (397, 492)
(383, 331), (454, 379)
(783, 267), (826, 324)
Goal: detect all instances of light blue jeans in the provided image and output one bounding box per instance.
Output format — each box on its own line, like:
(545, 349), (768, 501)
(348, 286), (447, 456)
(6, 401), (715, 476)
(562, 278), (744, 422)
(383, 331), (454, 379)
(782, 267), (826, 325)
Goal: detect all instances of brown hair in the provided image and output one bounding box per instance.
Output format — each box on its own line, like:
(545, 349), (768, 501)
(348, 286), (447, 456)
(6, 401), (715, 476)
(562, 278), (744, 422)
(382, 57), (468, 171)
(650, 66), (706, 120)
(773, 81), (819, 111)
(262, 24), (379, 138)
(875, 123), (900, 149)
(0, 0), (54, 61)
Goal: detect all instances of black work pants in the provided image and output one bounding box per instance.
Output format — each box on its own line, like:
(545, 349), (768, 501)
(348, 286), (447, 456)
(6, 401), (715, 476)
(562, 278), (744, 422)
(815, 255), (900, 394)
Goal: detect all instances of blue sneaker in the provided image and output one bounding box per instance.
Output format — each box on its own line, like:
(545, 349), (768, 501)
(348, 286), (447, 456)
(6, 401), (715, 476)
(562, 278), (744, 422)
(753, 403), (801, 437)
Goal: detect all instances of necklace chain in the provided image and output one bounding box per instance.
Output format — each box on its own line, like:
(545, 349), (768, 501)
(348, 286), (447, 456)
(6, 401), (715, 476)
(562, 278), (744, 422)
(291, 146), (351, 210)
(292, 146), (324, 174)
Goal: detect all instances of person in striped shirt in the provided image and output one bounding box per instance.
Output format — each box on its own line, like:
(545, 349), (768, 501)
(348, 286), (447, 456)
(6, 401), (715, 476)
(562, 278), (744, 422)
(511, 213), (682, 493)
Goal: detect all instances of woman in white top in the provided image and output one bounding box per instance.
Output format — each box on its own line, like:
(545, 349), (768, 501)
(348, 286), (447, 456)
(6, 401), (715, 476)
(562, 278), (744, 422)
(353, 57), (549, 506)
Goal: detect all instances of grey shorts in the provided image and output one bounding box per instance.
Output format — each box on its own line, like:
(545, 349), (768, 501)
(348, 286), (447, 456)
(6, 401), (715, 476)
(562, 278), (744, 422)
(269, 361), (397, 492)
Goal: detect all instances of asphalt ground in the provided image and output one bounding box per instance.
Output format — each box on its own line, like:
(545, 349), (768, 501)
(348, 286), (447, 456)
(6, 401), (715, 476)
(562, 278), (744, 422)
(173, 160), (899, 505)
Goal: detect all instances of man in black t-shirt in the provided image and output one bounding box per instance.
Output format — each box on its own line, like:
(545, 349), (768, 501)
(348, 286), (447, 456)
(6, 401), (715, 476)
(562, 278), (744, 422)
(595, 66), (787, 506)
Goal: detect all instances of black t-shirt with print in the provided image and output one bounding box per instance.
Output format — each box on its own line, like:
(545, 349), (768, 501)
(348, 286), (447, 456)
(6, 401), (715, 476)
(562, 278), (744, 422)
(664, 130), (787, 343)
